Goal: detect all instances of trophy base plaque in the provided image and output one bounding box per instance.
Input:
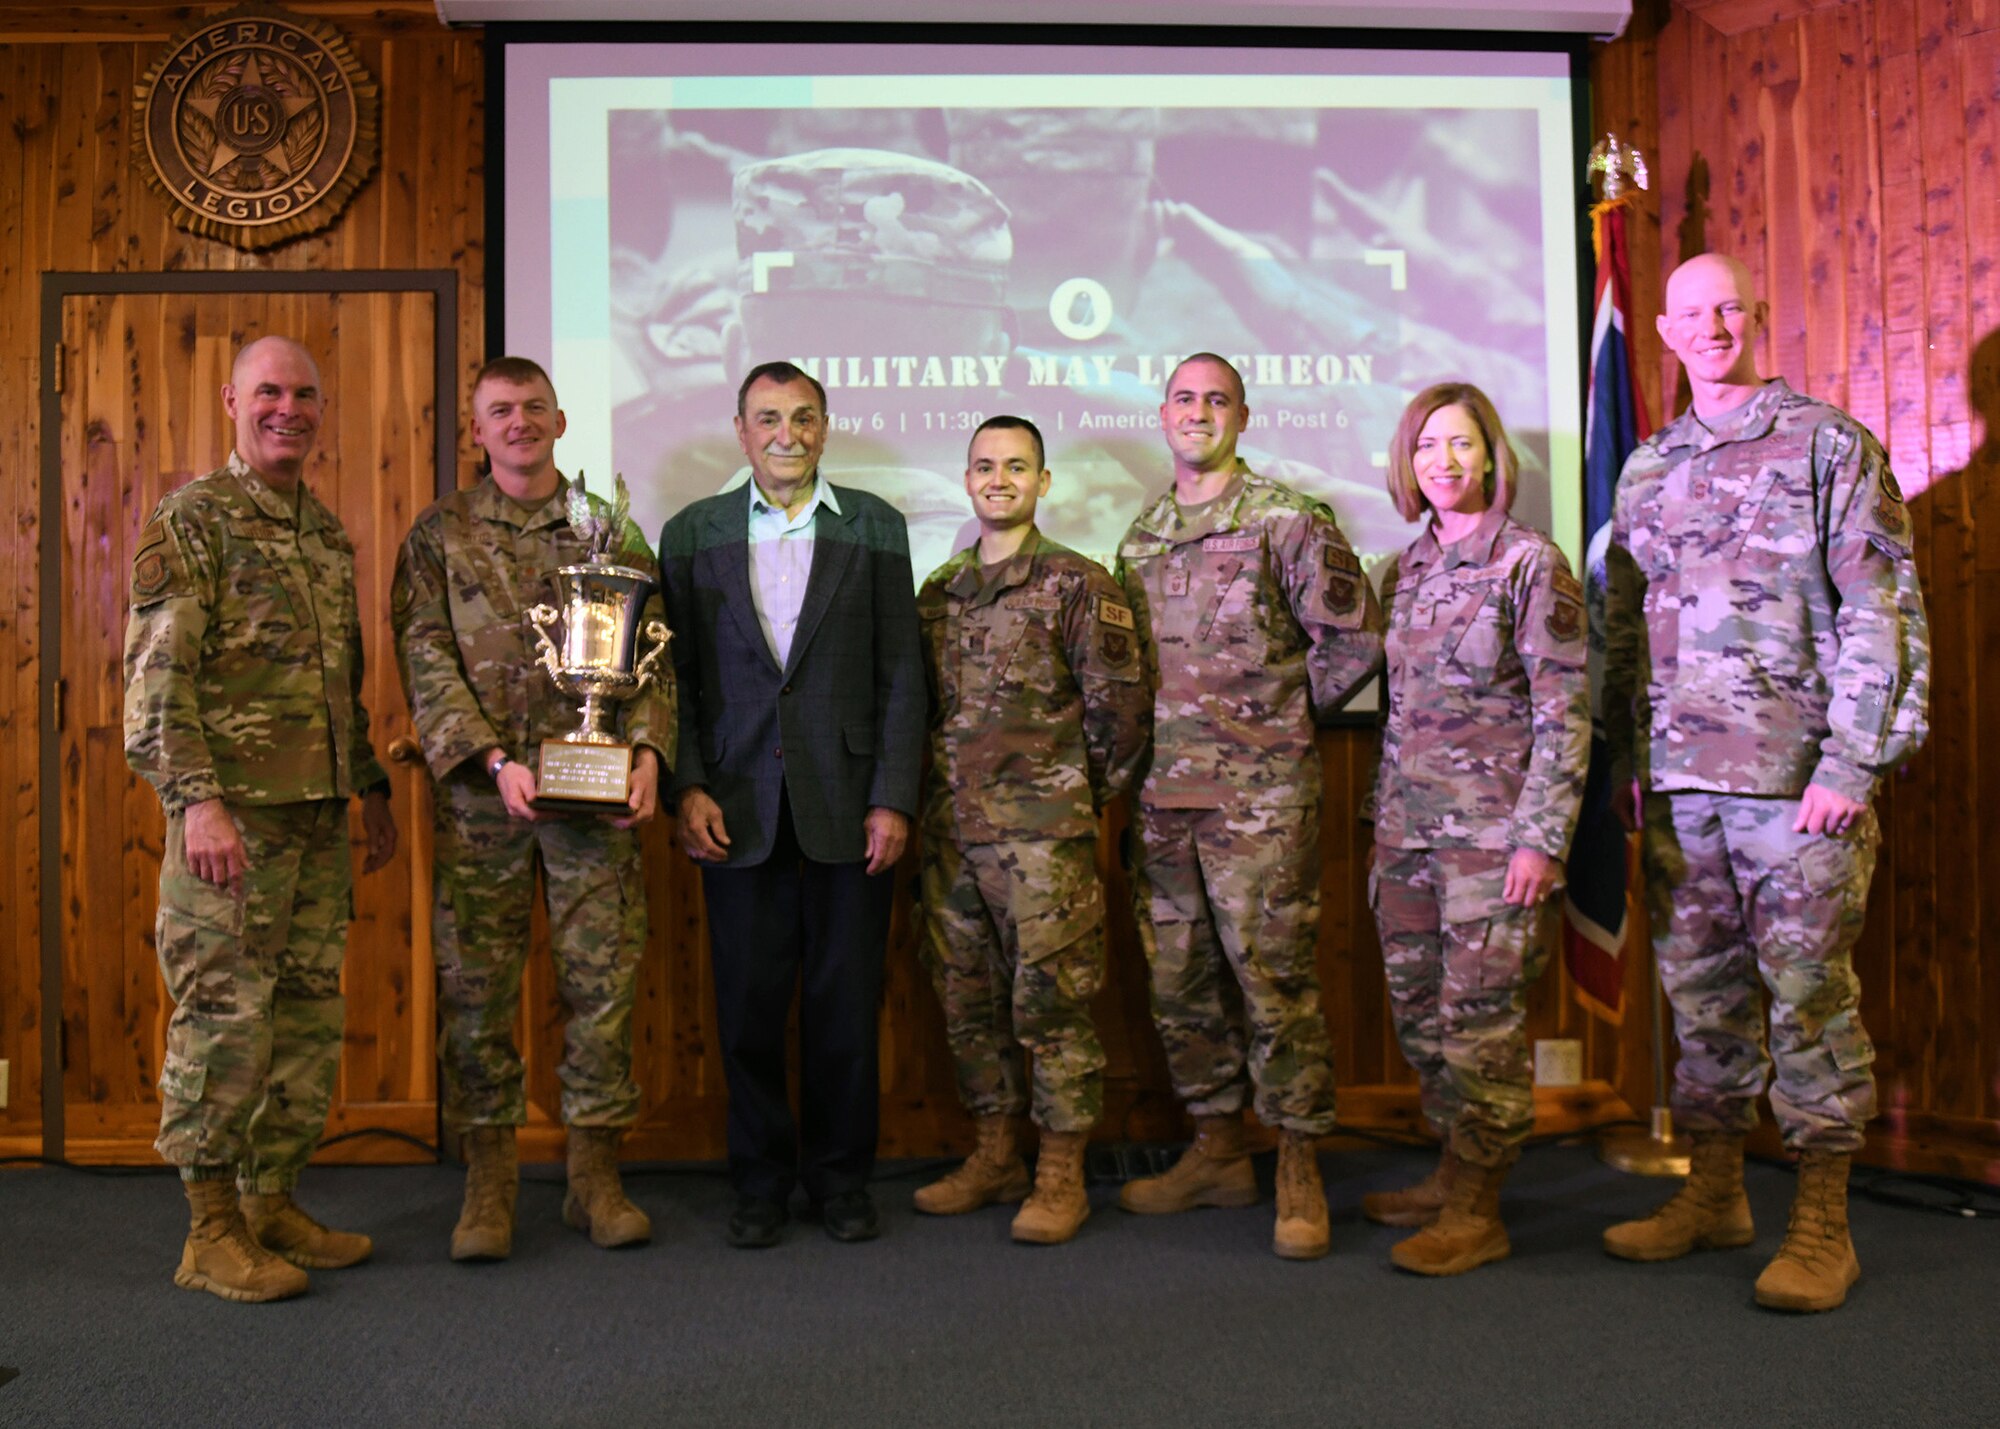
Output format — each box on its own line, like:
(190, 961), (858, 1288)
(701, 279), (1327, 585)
(530, 740), (634, 816)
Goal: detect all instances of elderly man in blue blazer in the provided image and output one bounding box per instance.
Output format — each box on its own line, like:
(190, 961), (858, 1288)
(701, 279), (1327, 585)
(659, 361), (924, 1247)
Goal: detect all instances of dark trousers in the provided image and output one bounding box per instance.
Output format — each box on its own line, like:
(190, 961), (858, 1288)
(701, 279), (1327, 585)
(700, 789), (893, 1203)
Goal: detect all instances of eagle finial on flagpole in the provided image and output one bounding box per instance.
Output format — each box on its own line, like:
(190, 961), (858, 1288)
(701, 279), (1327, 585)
(1588, 132), (1650, 203)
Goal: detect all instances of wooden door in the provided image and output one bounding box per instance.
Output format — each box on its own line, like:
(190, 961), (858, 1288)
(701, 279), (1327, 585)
(56, 289), (439, 1164)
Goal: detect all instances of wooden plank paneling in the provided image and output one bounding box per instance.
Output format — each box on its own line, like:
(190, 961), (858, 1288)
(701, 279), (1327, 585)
(0, 8), (485, 1161)
(1589, 0), (2000, 1181)
(28, 0), (2000, 1183)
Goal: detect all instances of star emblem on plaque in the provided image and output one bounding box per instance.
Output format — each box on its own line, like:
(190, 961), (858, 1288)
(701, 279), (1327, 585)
(132, 4), (380, 250)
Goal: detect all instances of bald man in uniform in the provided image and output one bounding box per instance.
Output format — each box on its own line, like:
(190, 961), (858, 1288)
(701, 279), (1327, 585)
(126, 336), (397, 1302)
(1601, 254), (1930, 1312)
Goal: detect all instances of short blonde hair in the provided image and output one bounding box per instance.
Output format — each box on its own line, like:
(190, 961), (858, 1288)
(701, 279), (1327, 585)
(1384, 382), (1519, 523)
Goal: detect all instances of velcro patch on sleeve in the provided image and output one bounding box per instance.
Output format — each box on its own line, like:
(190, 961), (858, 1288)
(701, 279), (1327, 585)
(1097, 597), (1136, 630)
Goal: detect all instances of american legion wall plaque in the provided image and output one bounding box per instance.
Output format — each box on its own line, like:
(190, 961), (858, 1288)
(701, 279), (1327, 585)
(133, 5), (380, 251)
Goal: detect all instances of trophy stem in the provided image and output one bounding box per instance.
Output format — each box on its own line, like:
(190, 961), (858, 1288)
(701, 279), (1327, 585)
(574, 693), (617, 743)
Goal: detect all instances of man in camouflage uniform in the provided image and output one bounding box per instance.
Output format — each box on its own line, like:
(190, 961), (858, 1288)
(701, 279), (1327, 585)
(1602, 254), (1930, 1312)
(124, 336), (398, 1304)
(913, 416), (1151, 1245)
(1114, 353), (1384, 1260)
(393, 356), (674, 1261)
(1358, 383), (1591, 1275)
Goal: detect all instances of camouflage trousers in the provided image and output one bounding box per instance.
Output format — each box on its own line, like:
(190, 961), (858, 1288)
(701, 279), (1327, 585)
(919, 834), (1108, 1133)
(1371, 844), (1554, 1166)
(1129, 801), (1336, 1134)
(432, 770), (647, 1129)
(1643, 791), (1879, 1153)
(154, 798), (352, 1192)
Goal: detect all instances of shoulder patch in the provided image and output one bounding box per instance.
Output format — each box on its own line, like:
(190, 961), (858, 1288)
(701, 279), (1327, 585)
(1097, 597), (1136, 631)
(1545, 597), (1583, 644)
(1551, 565), (1584, 603)
(1322, 544), (1361, 576)
(132, 548), (172, 600)
(1320, 542), (1363, 617)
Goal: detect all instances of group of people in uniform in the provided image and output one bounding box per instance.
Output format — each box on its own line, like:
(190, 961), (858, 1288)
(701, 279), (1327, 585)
(123, 251), (1929, 1318)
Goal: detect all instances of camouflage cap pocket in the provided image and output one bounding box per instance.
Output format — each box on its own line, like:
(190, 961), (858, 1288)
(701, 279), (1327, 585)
(1016, 880), (1105, 962)
(1440, 865), (1509, 928)
(1822, 1009), (1876, 1073)
(1795, 835), (1862, 898)
(158, 1049), (207, 1105)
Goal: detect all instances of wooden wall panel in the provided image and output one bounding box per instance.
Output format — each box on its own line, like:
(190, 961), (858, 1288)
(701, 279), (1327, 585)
(6, 1), (1643, 1171)
(0, 4), (486, 1161)
(1593, 0), (2000, 1182)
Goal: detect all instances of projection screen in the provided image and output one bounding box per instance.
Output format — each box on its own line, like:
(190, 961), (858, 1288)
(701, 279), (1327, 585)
(499, 38), (1586, 595)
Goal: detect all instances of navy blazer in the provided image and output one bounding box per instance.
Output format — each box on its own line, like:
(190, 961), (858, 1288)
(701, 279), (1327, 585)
(658, 480), (924, 866)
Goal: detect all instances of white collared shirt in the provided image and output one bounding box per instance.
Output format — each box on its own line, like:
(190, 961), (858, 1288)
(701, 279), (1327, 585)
(746, 473), (840, 667)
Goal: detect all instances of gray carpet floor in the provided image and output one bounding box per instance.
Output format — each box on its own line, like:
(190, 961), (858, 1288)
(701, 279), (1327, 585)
(2, 1144), (1996, 1428)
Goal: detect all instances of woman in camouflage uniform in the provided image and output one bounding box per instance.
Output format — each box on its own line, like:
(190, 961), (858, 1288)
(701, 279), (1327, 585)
(1362, 383), (1590, 1275)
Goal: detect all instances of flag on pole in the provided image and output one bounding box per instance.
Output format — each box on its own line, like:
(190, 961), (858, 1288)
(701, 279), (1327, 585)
(1564, 194), (1652, 1023)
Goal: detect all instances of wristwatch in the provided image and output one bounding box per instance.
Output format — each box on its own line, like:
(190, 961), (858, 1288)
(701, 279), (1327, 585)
(487, 752), (511, 781)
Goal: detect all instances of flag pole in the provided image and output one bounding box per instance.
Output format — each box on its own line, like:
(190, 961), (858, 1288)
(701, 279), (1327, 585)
(1578, 133), (1691, 1178)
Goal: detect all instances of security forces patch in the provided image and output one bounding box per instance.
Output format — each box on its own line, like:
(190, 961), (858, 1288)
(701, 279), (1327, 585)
(131, 519), (173, 600)
(133, 551), (171, 599)
(1321, 544), (1362, 616)
(1547, 598), (1583, 643)
(1101, 630), (1133, 666)
(1097, 597), (1135, 631)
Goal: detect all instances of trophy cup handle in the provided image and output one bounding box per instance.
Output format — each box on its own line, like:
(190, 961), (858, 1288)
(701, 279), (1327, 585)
(630, 619), (673, 691)
(526, 603), (565, 683)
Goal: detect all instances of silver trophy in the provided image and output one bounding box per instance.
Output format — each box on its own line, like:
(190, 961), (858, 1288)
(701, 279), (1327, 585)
(525, 475), (670, 811)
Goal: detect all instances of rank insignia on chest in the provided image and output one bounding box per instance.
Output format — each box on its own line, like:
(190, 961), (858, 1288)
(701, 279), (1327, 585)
(1097, 598), (1136, 631)
(1547, 597), (1582, 643)
(965, 629), (988, 656)
(1165, 568), (1190, 598)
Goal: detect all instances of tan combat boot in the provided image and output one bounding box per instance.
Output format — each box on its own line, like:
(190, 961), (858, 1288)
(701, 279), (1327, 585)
(1012, 1130), (1090, 1245)
(1119, 1114), (1259, 1214)
(1362, 1145), (1460, 1227)
(563, 1125), (652, 1248)
(176, 1178), (309, 1303)
(451, 1125), (520, 1262)
(1272, 1129), (1331, 1260)
(1754, 1150), (1860, 1312)
(914, 1114), (1031, 1215)
(1390, 1153), (1513, 1276)
(242, 1188), (373, 1269)
(1602, 1131), (1755, 1262)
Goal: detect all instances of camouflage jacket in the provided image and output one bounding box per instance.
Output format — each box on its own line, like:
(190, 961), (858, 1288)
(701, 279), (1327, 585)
(918, 527), (1151, 843)
(1114, 464), (1384, 809)
(1365, 509), (1589, 858)
(391, 475), (676, 782)
(124, 452), (388, 812)
(1604, 379), (1930, 803)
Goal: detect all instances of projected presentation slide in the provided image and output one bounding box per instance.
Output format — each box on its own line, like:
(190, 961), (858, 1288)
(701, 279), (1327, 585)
(504, 42), (1584, 586)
